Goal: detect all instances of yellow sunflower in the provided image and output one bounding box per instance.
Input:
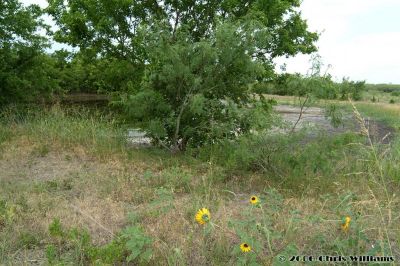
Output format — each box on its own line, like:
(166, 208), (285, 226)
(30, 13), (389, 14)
(250, 195), (259, 205)
(195, 208), (210, 225)
(341, 216), (351, 232)
(240, 243), (251, 253)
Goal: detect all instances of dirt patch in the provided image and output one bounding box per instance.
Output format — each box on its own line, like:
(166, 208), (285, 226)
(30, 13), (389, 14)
(0, 145), (95, 182)
(274, 105), (396, 144)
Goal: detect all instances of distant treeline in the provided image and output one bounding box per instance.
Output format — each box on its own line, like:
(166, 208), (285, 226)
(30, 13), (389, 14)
(252, 73), (366, 100)
(365, 84), (400, 94)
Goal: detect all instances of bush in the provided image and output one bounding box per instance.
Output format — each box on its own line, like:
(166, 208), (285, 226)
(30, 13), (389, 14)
(198, 132), (363, 185)
(120, 21), (272, 151)
(339, 78), (365, 101)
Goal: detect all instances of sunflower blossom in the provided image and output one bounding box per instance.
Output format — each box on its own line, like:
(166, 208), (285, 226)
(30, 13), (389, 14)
(341, 216), (351, 232)
(195, 208), (210, 225)
(250, 195), (259, 205)
(240, 243), (251, 252)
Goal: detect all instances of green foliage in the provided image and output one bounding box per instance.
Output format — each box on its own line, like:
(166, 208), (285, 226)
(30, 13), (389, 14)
(256, 73), (366, 101)
(17, 105), (126, 158)
(325, 104), (344, 128)
(253, 55), (365, 100)
(47, 0), (317, 61)
(49, 218), (64, 238)
(54, 53), (144, 94)
(122, 225), (153, 263)
(0, 0), (60, 105)
(45, 217), (153, 265)
(200, 132), (363, 188)
(121, 21), (275, 150)
(0, 125), (13, 148)
(366, 83), (400, 94)
(339, 78), (365, 101)
(227, 189), (295, 265)
(0, 199), (16, 228)
(88, 238), (126, 264)
(45, 0), (317, 95)
(45, 244), (58, 264)
(17, 231), (40, 249)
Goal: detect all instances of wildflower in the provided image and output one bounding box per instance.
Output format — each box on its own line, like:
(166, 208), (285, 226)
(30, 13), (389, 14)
(240, 243), (251, 253)
(341, 216), (351, 232)
(250, 196), (259, 205)
(195, 208), (210, 225)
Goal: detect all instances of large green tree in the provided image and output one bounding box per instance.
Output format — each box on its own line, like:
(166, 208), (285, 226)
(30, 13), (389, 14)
(0, 0), (58, 105)
(46, 0), (160, 60)
(46, 0), (318, 150)
(47, 0), (318, 64)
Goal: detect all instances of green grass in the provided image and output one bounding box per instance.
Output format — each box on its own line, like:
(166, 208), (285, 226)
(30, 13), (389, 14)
(0, 104), (399, 265)
(354, 103), (400, 130)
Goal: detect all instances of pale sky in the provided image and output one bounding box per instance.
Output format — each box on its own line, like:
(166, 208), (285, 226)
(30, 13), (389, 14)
(276, 0), (400, 84)
(23, 0), (400, 84)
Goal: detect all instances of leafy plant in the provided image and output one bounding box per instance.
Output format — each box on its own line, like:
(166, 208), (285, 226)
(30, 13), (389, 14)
(325, 104), (344, 128)
(0, 200), (16, 228)
(121, 225), (153, 263)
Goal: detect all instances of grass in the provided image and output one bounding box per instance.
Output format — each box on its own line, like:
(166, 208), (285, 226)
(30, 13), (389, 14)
(0, 103), (399, 265)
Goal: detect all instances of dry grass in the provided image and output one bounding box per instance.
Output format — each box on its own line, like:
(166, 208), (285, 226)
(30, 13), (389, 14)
(0, 106), (399, 265)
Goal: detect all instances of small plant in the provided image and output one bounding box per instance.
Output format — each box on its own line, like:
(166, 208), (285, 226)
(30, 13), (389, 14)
(48, 218), (64, 238)
(122, 225), (153, 263)
(46, 217), (154, 264)
(389, 99), (395, 104)
(325, 104), (344, 128)
(0, 200), (16, 228)
(17, 232), (40, 249)
(45, 244), (58, 264)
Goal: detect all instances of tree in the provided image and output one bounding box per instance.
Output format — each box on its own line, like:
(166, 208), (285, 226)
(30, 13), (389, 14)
(0, 0), (58, 105)
(47, 0), (318, 67)
(47, 0), (318, 150)
(121, 22), (274, 151)
(46, 0), (160, 60)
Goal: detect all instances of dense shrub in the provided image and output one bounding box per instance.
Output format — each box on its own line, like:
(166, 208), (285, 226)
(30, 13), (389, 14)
(198, 132), (363, 182)
(120, 22), (274, 151)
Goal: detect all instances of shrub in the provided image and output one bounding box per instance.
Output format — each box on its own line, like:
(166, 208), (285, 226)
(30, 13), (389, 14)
(120, 21), (272, 151)
(339, 78), (365, 101)
(199, 132), (363, 186)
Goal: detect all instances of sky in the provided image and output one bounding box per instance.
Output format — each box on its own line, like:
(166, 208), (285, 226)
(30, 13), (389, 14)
(22, 0), (400, 84)
(275, 0), (400, 84)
